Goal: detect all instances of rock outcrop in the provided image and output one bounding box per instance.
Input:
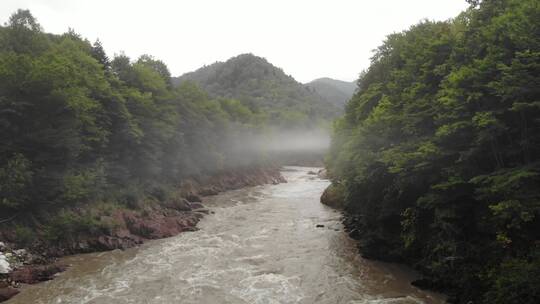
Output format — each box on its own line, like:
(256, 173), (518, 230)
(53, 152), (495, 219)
(177, 167), (286, 199)
(317, 169), (328, 179)
(320, 183), (345, 209)
(9, 264), (67, 284)
(0, 284), (18, 302)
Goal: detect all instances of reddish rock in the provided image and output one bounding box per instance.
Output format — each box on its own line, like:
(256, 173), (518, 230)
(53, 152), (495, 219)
(189, 202), (204, 209)
(0, 286), (19, 302)
(9, 264), (66, 284)
(185, 194), (202, 202)
(167, 198), (192, 211)
(111, 208), (203, 241)
(177, 167), (285, 200)
(92, 235), (141, 251)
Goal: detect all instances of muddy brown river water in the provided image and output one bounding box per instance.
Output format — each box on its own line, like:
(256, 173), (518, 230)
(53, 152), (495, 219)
(8, 167), (444, 304)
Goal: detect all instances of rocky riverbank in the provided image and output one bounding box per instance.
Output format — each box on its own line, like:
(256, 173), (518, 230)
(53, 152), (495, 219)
(0, 166), (286, 302)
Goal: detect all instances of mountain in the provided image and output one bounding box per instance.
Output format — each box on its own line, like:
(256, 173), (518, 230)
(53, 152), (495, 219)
(304, 77), (356, 108)
(173, 54), (341, 126)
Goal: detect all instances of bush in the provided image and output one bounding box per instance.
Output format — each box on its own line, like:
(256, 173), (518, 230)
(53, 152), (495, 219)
(43, 210), (108, 242)
(0, 154), (33, 210)
(14, 225), (36, 246)
(485, 250), (540, 304)
(60, 164), (106, 204)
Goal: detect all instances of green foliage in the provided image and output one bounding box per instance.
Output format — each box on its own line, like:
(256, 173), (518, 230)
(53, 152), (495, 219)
(43, 209), (110, 242)
(0, 10), (294, 244)
(13, 225), (36, 246)
(0, 154), (33, 209)
(327, 0), (540, 302)
(60, 164), (106, 204)
(484, 250), (540, 304)
(173, 53), (341, 128)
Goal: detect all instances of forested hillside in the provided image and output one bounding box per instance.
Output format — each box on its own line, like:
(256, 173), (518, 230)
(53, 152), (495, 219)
(326, 0), (540, 303)
(0, 10), (284, 244)
(174, 54), (341, 127)
(305, 77), (356, 108)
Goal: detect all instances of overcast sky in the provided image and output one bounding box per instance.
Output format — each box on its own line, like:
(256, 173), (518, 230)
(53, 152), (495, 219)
(1, 0), (468, 83)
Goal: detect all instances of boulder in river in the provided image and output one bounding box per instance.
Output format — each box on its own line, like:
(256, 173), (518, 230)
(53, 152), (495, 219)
(189, 202), (204, 210)
(167, 198), (192, 211)
(320, 183), (345, 209)
(9, 264), (66, 284)
(185, 194), (202, 203)
(193, 208), (210, 215)
(317, 169), (328, 179)
(0, 285), (19, 302)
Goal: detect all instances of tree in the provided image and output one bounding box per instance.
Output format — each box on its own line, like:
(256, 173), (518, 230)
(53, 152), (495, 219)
(326, 0), (540, 302)
(90, 39), (110, 70)
(7, 9), (41, 32)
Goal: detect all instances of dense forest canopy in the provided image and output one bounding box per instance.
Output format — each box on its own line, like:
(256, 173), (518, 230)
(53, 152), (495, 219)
(3, 1), (540, 302)
(326, 0), (540, 302)
(0, 9), (334, 234)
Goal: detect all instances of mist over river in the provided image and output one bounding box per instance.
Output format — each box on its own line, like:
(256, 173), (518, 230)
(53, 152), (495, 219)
(8, 167), (444, 304)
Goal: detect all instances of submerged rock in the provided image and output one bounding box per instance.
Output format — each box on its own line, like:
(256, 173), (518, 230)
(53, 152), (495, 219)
(167, 198), (192, 211)
(189, 202), (204, 210)
(9, 264), (66, 284)
(317, 169), (328, 179)
(185, 194), (202, 203)
(193, 208), (210, 215)
(0, 285), (19, 302)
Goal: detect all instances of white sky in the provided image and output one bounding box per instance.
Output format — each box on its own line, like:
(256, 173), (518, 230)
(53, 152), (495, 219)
(1, 0), (468, 83)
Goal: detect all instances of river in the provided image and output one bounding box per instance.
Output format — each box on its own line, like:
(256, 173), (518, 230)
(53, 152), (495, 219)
(8, 167), (444, 304)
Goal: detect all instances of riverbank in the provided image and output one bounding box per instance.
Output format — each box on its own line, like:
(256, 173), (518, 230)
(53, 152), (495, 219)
(0, 166), (286, 302)
(5, 167), (444, 304)
(319, 181), (451, 298)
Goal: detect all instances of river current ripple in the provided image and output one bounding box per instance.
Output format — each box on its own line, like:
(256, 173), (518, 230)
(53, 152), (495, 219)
(8, 167), (444, 304)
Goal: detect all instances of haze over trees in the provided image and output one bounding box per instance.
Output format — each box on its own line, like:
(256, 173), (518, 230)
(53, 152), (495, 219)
(304, 77), (356, 108)
(326, 0), (540, 302)
(2, 0), (539, 302)
(0, 10), (336, 243)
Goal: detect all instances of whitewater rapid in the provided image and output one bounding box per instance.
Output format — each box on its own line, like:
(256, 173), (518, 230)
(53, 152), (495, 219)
(8, 167), (443, 304)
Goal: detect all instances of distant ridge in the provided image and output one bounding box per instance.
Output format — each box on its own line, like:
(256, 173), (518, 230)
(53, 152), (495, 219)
(173, 54), (341, 124)
(304, 77), (356, 108)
